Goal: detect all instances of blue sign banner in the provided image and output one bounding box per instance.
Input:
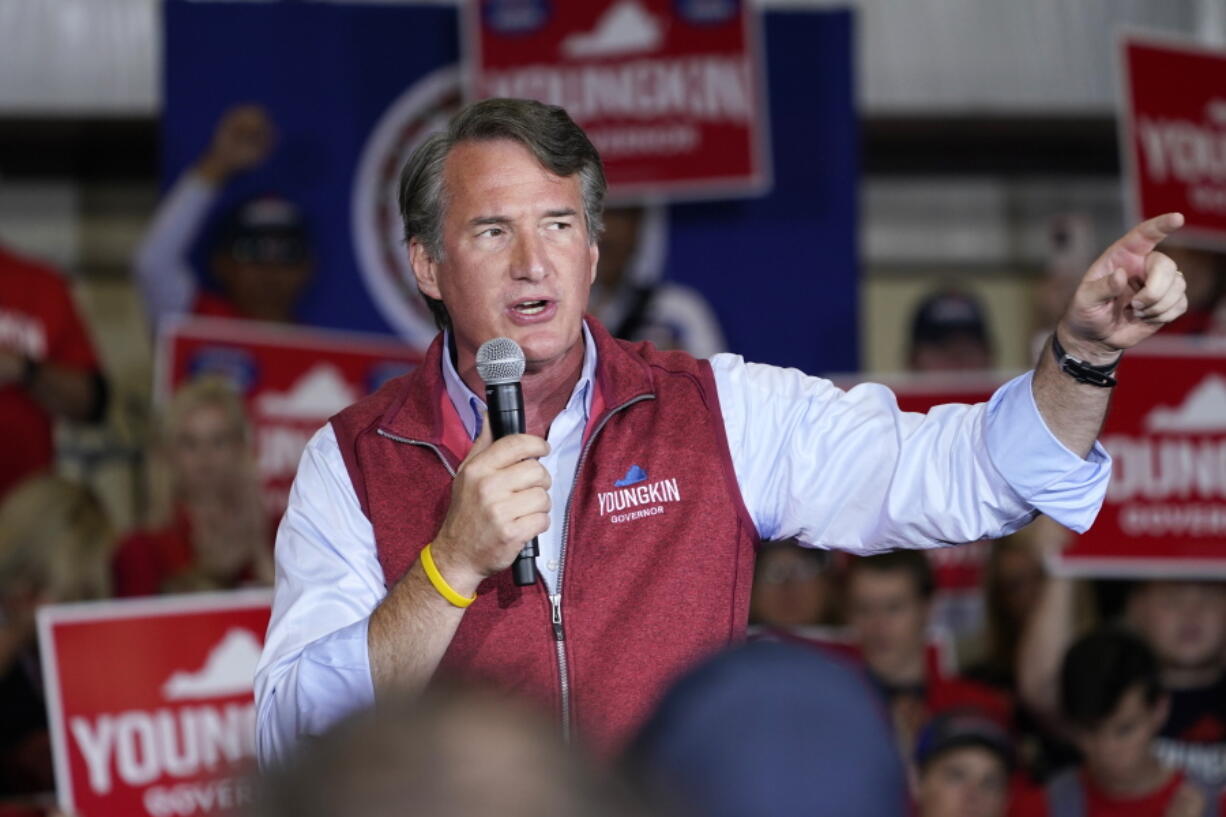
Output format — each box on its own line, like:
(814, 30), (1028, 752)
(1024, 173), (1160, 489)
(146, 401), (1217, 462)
(163, 1), (857, 374)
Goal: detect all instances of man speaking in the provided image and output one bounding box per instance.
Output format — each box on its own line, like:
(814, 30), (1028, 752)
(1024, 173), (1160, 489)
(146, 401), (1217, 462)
(255, 98), (1188, 762)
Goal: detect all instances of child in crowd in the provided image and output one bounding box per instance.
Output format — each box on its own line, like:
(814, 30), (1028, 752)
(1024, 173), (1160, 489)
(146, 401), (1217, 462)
(1012, 629), (1224, 817)
(913, 710), (1013, 817)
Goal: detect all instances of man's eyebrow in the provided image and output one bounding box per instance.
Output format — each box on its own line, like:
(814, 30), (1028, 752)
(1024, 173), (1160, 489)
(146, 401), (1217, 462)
(543, 208), (578, 219)
(468, 215), (511, 227)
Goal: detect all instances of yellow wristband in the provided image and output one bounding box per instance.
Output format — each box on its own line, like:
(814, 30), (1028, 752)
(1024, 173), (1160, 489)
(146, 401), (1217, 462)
(420, 543), (476, 609)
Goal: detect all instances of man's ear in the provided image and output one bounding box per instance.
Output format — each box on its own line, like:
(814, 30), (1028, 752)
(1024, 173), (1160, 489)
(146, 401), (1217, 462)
(588, 241), (599, 286)
(409, 238), (442, 300)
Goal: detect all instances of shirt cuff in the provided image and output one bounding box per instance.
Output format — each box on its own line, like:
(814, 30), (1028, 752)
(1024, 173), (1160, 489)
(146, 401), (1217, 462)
(984, 371), (1112, 533)
(295, 616), (375, 735)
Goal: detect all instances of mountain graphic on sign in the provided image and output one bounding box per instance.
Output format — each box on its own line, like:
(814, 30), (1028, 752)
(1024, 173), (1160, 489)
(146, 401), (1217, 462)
(255, 364), (358, 420)
(561, 0), (663, 59)
(1145, 374), (1226, 433)
(162, 628), (262, 700)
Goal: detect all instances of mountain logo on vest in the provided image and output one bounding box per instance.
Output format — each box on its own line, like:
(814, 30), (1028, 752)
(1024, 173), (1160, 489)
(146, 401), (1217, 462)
(599, 465), (681, 524)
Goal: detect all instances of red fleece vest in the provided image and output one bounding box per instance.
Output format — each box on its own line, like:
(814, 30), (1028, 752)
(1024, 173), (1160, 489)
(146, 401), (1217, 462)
(330, 319), (759, 755)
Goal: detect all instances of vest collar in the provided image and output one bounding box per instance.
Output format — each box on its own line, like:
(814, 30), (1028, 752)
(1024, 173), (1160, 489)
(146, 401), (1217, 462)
(377, 316), (656, 461)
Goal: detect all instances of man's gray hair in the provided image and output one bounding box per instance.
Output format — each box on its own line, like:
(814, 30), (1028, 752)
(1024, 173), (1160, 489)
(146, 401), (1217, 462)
(397, 98), (607, 330)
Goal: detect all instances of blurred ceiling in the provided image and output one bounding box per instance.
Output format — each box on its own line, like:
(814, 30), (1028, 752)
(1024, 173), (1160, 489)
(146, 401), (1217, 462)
(0, 0), (1219, 115)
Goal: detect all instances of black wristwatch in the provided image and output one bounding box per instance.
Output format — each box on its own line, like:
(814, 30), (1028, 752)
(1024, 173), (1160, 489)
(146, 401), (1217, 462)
(1050, 333), (1121, 388)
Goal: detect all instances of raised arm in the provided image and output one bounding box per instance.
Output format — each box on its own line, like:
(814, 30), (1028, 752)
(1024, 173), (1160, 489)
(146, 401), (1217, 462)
(133, 105), (276, 330)
(1034, 212), (1187, 457)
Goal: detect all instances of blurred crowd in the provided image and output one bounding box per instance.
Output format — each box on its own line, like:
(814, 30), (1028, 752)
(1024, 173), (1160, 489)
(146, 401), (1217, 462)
(2, 104), (1226, 817)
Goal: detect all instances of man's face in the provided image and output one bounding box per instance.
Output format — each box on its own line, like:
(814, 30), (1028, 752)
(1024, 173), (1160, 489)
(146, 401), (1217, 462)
(1129, 581), (1226, 674)
(915, 747), (1008, 817)
(1073, 684), (1168, 787)
(411, 139), (599, 374)
(214, 255), (311, 323)
(847, 569), (930, 682)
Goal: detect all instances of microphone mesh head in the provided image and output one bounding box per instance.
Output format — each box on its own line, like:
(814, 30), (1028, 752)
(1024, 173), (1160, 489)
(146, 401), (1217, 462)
(475, 337), (525, 385)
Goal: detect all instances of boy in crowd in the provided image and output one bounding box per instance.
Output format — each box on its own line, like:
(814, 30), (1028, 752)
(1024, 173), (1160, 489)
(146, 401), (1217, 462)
(913, 711), (1013, 817)
(1014, 629), (1222, 817)
(1019, 529), (1226, 788)
(844, 552), (1012, 755)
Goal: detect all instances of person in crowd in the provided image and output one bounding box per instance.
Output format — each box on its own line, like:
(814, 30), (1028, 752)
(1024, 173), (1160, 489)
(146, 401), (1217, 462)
(112, 376), (272, 596)
(1158, 243), (1225, 336)
(255, 683), (646, 817)
(133, 104), (312, 331)
(749, 539), (836, 630)
(844, 551), (1013, 758)
(912, 710), (1013, 817)
(0, 243), (108, 500)
(1012, 629), (1225, 817)
(1018, 526), (1226, 787)
(0, 475), (113, 797)
(255, 97), (1189, 764)
(628, 640), (908, 817)
(907, 288), (995, 372)
(963, 525), (1086, 781)
(588, 204), (727, 357)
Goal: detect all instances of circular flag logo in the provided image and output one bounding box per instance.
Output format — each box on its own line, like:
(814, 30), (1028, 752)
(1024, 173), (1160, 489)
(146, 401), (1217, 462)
(351, 66), (463, 349)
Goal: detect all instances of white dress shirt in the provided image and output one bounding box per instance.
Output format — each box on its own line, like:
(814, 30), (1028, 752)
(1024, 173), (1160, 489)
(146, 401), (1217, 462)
(254, 333), (1110, 765)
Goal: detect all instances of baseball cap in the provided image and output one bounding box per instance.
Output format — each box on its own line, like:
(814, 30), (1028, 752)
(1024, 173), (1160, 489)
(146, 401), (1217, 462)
(910, 290), (989, 346)
(914, 710), (1015, 772)
(217, 195), (311, 265)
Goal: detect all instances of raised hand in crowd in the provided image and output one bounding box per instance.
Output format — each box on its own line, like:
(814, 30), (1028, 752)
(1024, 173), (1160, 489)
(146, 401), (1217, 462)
(194, 104), (277, 185)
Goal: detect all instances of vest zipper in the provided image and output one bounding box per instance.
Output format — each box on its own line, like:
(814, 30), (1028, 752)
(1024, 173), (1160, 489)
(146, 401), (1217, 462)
(553, 393), (654, 743)
(375, 428), (457, 477)
(378, 394), (656, 743)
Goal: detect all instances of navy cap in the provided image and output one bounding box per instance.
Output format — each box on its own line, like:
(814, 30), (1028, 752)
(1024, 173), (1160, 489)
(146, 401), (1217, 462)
(629, 641), (907, 817)
(914, 710), (1014, 773)
(910, 290), (988, 345)
(217, 196), (310, 264)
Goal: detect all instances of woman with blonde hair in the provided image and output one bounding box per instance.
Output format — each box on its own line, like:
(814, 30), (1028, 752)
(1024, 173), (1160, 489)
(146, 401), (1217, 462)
(113, 375), (272, 596)
(0, 473), (113, 796)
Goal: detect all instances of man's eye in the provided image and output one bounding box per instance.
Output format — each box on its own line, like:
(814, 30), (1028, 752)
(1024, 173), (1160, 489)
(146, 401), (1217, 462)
(480, 227), (504, 238)
(547, 221), (572, 230)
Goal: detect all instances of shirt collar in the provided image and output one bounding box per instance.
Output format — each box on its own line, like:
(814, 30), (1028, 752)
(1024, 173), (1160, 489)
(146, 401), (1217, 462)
(440, 322), (598, 441)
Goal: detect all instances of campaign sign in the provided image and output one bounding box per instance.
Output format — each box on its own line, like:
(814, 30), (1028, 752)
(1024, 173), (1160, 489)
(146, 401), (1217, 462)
(37, 591), (273, 817)
(154, 317), (422, 516)
(1120, 35), (1226, 245)
(1058, 337), (1226, 576)
(467, 0), (771, 199)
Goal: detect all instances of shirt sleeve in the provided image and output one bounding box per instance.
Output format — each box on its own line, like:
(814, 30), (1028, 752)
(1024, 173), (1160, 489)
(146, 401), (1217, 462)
(711, 356), (1111, 553)
(253, 424), (387, 767)
(132, 173), (216, 332)
(42, 268), (99, 372)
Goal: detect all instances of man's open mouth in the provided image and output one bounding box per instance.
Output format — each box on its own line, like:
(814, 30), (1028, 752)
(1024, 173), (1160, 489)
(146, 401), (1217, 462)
(512, 300), (550, 315)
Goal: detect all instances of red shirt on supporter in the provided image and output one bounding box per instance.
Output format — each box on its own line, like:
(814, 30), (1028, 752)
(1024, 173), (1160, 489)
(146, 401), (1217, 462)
(112, 506), (273, 597)
(0, 247), (100, 499)
(192, 291), (243, 319)
(1009, 769), (1226, 817)
(756, 627), (1014, 728)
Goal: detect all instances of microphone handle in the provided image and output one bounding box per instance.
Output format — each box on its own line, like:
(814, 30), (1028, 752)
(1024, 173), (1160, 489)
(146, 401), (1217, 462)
(485, 382), (538, 587)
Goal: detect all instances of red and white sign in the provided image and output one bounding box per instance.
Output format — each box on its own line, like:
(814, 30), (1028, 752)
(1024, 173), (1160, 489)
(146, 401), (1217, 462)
(1120, 34), (1226, 245)
(154, 317), (422, 516)
(1058, 338), (1226, 577)
(467, 0), (771, 199)
(37, 591), (273, 817)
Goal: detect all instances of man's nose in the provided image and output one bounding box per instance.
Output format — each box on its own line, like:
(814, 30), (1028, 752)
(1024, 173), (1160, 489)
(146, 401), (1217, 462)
(511, 232), (549, 281)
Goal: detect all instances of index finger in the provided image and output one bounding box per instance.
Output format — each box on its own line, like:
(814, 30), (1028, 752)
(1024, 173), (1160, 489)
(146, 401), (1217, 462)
(479, 433), (550, 469)
(1117, 212), (1184, 256)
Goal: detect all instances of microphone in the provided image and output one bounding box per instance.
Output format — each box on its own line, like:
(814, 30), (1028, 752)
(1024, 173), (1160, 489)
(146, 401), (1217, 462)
(475, 337), (538, 587)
